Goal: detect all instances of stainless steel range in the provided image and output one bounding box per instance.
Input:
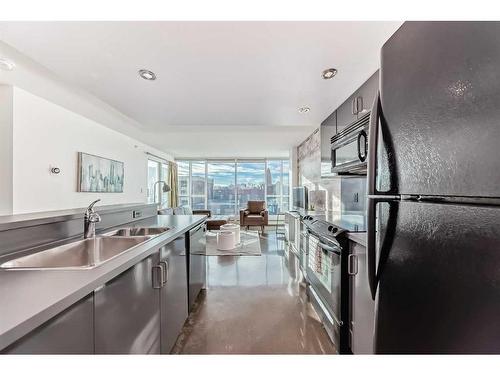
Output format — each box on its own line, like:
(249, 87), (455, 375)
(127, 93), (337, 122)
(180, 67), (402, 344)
(302, 215), (350, 354)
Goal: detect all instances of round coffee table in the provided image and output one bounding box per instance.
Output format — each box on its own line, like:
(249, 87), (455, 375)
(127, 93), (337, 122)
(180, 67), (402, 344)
(220, 223), (240, 244)
(217, 230), (235, 251)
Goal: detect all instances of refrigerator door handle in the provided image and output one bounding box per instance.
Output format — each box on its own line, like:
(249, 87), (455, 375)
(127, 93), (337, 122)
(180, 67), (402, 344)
(367, 91), (381, 300)
(367, 91), (380, 197)
(367, 198), (377, 300)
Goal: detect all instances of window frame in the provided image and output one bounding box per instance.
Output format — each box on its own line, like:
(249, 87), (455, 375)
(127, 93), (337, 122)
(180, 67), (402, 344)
(147, 157), (170, 208)
(175, 158), (290, 215)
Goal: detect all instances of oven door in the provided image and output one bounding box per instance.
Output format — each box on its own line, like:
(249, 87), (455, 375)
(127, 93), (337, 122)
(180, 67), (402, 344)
(331, 129), (368, 174)
(306, 232), (344, 349)
(306, 232), (343, 321)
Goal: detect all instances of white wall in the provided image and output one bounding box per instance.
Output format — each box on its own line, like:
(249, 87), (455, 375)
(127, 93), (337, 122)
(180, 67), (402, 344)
(0, 85), (13, 215)
(11, 87), (173, 214)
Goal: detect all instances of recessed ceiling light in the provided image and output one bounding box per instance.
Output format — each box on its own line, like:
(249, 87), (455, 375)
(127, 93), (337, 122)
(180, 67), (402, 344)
(0, 58), (16, 71)
(138, 69), (156, 81)
(298, 106), (311, 114)
(322, 68), (337, 80)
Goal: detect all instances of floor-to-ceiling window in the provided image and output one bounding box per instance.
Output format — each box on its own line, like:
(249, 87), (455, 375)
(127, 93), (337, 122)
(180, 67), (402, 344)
(207, 161), (236, 215)
(190, 161), (206, 210)
(178, 160), (190, 207)
(266, 160), (284, 214)
(147, 158), (170, 207)
(281, 160), (290, 212)
(175, 159), (290, 215)
(236, 161), (265, 209)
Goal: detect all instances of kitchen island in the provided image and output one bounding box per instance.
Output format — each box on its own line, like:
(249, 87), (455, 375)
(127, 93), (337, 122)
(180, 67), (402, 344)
(0, 208), (206, 353)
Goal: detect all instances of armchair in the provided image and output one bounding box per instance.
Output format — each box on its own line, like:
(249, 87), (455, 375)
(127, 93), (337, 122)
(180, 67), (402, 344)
(240, 200), (268, 232)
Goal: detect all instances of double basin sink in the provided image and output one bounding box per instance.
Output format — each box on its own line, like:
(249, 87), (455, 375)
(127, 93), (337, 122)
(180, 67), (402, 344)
(0, 227), (171, 270)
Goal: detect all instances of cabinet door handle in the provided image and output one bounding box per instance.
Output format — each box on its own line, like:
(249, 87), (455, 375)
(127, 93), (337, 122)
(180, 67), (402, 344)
(348, 254), (358, 275)
(160, 261), (169, 286)
(152, 265), (163, 289)
(356, 96), (364, 114)
(351, 98), (357, 115)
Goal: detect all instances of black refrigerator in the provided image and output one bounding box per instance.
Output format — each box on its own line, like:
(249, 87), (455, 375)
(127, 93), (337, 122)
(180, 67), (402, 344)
(367, 22), (500, 354)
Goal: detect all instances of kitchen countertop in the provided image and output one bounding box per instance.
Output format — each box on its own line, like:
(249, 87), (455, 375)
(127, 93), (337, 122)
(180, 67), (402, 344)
(0, 214), (206, 351)
(0, 203), (157, 232)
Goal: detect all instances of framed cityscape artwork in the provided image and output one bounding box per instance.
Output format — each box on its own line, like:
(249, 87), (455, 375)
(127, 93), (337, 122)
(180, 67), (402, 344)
(78, 152), (124, 193)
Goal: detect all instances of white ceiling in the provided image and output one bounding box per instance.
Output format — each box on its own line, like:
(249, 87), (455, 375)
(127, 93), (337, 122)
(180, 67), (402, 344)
(0, 21), (402, 157)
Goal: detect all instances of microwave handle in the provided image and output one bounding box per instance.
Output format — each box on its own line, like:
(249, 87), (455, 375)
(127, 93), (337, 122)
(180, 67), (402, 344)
(357, 130), (368, 162)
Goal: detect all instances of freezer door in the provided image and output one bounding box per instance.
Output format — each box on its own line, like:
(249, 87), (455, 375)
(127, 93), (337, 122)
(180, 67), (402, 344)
(374, 200), (500, 353)
(379, 22), (500, 197)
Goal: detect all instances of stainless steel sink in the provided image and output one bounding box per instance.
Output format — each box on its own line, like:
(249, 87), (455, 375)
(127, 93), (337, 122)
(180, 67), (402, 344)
(0, 236), (150, 270)
(103, 227), (171, 237)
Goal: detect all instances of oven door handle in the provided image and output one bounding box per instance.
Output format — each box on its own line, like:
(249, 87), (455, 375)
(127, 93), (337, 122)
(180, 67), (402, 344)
(317, 242), (341, 255)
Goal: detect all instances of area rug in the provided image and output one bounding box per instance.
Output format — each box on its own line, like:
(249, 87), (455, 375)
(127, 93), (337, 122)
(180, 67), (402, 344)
(200, 230), (262, 256)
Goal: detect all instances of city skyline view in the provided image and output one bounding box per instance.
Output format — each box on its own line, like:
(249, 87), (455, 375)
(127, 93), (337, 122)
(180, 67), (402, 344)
(177, 160), (289, 215)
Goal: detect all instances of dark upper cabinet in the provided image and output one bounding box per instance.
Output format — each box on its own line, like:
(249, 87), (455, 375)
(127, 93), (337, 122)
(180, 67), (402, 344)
(336, 92), (358, 134)
(354, 70), (379, 117)
(3, 294), (94, 354)
(336, 70), (379, 133)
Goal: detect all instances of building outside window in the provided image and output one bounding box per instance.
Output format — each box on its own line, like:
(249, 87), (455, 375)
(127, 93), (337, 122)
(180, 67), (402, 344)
(207, 161), (236, 215)
(178, 160), (190, 207)
(237, 161), (265, 209)
(175, 158), (290, 215)
(190, 161), (206, 210)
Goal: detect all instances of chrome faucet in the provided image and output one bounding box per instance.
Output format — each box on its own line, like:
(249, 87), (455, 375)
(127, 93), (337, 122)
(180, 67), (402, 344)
(84, 199), (101, 239)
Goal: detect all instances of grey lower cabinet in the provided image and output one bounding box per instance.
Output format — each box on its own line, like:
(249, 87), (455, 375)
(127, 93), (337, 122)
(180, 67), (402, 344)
(3, 293), (94, 354)
(348, 241), (375, 354)
(4, 234), (191, 354)
(94, 252), (161, 354)
(159, 235), (189, 353)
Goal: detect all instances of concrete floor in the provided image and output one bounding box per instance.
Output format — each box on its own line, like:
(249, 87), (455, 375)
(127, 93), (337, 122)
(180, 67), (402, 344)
(173, 230), (336, 354)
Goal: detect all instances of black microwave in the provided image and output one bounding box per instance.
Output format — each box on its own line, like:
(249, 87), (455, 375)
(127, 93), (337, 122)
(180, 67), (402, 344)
(330, 112), (370, 175)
